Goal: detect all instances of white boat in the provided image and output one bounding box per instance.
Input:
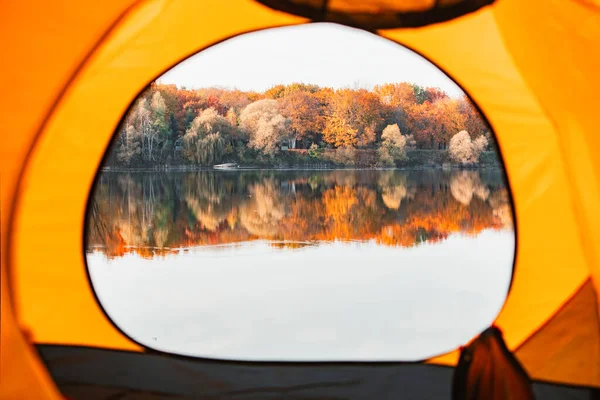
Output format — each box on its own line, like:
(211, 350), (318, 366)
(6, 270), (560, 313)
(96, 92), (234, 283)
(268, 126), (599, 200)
(213, 163), (238, 170)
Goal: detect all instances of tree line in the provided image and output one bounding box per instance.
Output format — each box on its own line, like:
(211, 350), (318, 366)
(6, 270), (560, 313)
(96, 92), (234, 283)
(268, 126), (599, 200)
(106, 82), (493, 167)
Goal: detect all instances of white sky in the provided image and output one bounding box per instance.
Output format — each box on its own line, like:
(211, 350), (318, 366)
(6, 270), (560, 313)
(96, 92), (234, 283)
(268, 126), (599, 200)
(158, 23), (464, 97)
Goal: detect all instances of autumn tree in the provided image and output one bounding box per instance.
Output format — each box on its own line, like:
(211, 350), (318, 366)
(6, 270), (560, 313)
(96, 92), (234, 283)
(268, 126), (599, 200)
(374, 82), (416, 106)
(377, 124), (407, 166)
(130, 93), (170, 163)
(404, 134), (417, 150)
(279, 91), (324, 148)
(430, 98), (466, 149)
(116, 123), (141, 165)
(225, 107), (242, 142)
(353, 90), (383, 147)
(265, 83), (319, 99)
(219, 89), (254, 112)
(404, 102), (432, 148)
(323, 89), (383, 148)
(193, 88), (228, 115)
(150, 91), (172, 159)
(183, 108), (232, 165)
(404, 97), (465, 149)
(239, 99), (290, 155)
(424, 87), (448, 103)
(473, 135), (489, 156)
(252, 115), (290, 155)
(374, 83), (416, 135)
(458, 96), (491, 146)
(323, 114), (358, 147)
(449, 130), (488, 164)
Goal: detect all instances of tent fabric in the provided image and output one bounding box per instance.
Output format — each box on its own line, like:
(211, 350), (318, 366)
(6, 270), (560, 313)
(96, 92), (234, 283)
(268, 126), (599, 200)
(492, 0), (600, 311)
(1, 1), (143, 398)
(515, 279), (600, 387)
(255, 0), (495, 28)
(37, 345), (600, 400)
(1, 0), (600, 398)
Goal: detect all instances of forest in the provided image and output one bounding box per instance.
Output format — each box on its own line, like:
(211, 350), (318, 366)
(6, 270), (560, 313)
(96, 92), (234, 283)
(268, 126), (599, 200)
(105, 82), (495, 168)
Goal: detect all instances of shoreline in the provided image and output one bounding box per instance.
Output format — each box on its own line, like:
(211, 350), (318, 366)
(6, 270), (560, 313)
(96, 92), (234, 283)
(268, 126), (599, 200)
(101, 150), (502, 172)
(100, 164), (503, 173)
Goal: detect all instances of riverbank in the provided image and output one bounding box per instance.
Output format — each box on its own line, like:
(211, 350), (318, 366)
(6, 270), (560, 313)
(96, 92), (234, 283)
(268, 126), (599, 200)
(101, 150), (503, 172)
(402, 150), (501, 168)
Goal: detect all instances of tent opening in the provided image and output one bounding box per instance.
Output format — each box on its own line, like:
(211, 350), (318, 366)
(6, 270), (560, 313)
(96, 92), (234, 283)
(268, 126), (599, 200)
(83, 23), (516, 362)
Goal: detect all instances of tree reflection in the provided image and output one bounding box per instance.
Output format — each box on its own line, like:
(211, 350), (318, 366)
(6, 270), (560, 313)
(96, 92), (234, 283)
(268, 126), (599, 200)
(239, 179), (286, 237)
(86, 169), (513, 258)
(450, 170), (489, 205)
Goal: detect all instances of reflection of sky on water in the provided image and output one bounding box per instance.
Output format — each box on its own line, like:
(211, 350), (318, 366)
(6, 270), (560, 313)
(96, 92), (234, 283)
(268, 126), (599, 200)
(88, 229), (514, 361)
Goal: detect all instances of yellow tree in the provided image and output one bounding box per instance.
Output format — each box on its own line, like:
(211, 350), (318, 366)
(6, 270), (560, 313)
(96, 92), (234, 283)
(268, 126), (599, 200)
(279, 91), (324, 148)
(458, 95), (491, 145)
(323, 114), (358, 148)
(373, 82), (416, 106)
(431, 98), (466, 149)
(353, 90), (383, 147)
(323, 89), (382, 148)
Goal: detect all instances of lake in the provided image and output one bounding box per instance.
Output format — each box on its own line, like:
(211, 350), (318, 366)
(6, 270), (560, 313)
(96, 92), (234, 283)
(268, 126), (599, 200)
(86, 169), (515, 361)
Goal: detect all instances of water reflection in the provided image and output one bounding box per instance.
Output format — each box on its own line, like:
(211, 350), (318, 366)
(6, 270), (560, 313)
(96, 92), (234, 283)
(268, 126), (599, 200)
(86, 169), (515, 361)
(87, 169), (513, 258)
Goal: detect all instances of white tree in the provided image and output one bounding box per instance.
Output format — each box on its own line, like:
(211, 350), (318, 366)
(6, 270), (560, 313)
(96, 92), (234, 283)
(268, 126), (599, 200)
(116, 123), (141, 165)
(187, 108), (232, 139)
(252, 114), (289, 155)
(239, 99), (290, 155)
(239, 99), (278, 133)
(472, 135), (488, 155)
(377, 124), (407, 166)
(134, 98), (151, 161)
(132, 92), (169, 163)
(146, 92), (166, 161)
(404, 134), (417, 150)
(449, 130), (488, 164)
(150, 91), (166, 113)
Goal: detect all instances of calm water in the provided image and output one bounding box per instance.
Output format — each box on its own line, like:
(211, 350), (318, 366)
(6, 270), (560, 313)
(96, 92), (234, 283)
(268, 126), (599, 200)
(86, 169), (515, 361)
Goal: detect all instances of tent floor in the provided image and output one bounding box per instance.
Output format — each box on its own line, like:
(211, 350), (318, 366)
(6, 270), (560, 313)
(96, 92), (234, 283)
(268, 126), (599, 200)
(37, 345), (598, 399)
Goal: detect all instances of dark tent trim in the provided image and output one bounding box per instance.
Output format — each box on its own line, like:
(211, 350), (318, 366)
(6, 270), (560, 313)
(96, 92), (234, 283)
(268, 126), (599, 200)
(37, 344), (600, 399)
(254, 0), (495, 30)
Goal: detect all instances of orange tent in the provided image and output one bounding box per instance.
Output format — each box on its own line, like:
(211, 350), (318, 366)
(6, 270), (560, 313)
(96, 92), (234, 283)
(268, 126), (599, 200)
(1, 0), (600, 398)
